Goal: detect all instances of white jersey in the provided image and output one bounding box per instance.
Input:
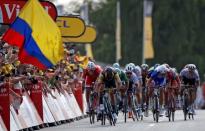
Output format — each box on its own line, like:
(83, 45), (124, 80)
(133, 66), (142, 80)
(180, 68), (200, 81)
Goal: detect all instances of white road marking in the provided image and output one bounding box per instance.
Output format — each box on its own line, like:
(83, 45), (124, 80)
(149, 124), (155, 127)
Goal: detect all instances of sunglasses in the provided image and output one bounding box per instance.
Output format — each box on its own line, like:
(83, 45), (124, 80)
(126, 72), (132, 75)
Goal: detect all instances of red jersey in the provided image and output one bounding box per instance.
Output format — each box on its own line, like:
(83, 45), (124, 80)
(83, 65), (102, 86)
(167, 70), (180, 88)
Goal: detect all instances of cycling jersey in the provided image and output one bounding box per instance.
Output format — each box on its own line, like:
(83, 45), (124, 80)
(98, 71), (121, 88)
(118, 70), (128, 84)
(148, 66), (155, 78)
(133, 67), (142, 82)
(166, 70), (180, 88)
(141, 70), (148, 87)
(150, 70), (166, 87)
(83, 65), (102, 87)
(127, 72), (139, 92)
(180, 68), (200, 81)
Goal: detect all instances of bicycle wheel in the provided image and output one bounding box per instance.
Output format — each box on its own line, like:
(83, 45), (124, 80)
(168, 109), (171, 122)
(89, 112), (93, 124)
(156, 112), (159, 123)
(172, 111), (175, 122)
(89, 114), (92, 124)
(183, 97), (188, 121)
(124, 101), (127, 123)
(131, 97), (137, 121)
(140, 113), (143, 121)
(101, 111), (105, 125)
(155, 97), (159, 123)
(92, 110), (95, 124)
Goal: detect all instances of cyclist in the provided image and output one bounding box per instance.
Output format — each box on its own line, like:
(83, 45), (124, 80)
(141, 64), (150, 117)
(148, 64), (160, 78)
(113, 63), (120, 69)
(82, 61), (102, 113)
(180, 64), (200, 115)
(125, 64), (141, 118)
(96, 67), (122, 121)
(165, 67), (181, 116)
(147, 65), (169, 116)
(113, 64), (129, 110)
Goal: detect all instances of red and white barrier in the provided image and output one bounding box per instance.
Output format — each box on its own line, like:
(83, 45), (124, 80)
(0, 115), (7, 131)
(0, 80), (87, 131)
(42, 95), (56, 124)
(82, 93), (88, 115)
(64, 92), (82, 118)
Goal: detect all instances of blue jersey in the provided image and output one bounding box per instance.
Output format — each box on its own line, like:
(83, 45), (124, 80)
(150, 71), (166, 87)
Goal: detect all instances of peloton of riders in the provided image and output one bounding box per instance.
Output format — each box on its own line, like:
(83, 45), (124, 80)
(82, 61), (200, 123)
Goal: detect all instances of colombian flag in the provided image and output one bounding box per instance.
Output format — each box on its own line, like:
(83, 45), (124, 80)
(2, 0), (64, 69)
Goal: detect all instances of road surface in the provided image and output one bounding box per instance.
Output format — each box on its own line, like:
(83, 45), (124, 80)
(41, 110), (205, 131)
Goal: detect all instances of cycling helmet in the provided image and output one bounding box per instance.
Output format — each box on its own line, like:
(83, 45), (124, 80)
(105, 67), (114, 80)
(113, 63), (120, 69)
(87, 61), (96, 70)
(125, 64), (134, 73)
(187, 64), (196, 71)
(171, 68), (177, 73)
(141, 64), (149, 70)
(115, 68), (121, 75)
(134, 66), (141, 73)
(156, 65), (168, 74)
(163, 63), (170, 69)
(129, 63), (135, 68)
(154, 64), (160, 69)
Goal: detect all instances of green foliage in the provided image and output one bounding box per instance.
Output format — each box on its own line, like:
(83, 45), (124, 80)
(90, 0), (205, 78)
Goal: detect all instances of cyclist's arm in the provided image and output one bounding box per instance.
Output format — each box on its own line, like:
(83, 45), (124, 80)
(95, 73), (104, 92)
(147, 78), (153, 87)
(195, 70), (200, 87)
(114, 73), (122, 90)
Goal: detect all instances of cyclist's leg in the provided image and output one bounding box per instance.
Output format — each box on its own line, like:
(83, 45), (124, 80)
(86, 87), (91, 112)
(136, 89), (142, 106)
(164, 87), (169, 116)
(190, 87), (197, 114)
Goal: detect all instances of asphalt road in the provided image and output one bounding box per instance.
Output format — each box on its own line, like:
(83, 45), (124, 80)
(41, 110), (205, 131)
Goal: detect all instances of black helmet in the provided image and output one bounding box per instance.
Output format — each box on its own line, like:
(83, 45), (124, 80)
(105, 67), (114, 80)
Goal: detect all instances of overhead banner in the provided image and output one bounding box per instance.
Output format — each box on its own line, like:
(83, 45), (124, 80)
(56, 16), (86, 37)
(62, 26), (97, 43)
(0, 0), (57, 24)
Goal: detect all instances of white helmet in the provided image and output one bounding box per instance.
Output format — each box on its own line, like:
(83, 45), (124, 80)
(87, 61), (96, 70)
(113, 63), (120, 69)
(125, 64), (134, 73)
(129, 63), (135, 68)
(134, 66), (141, 73)
(187, 64), (196, 71)
(156, 65), (168, 74)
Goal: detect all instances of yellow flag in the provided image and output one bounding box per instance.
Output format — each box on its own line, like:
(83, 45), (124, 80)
(143, 0), (154, 59)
